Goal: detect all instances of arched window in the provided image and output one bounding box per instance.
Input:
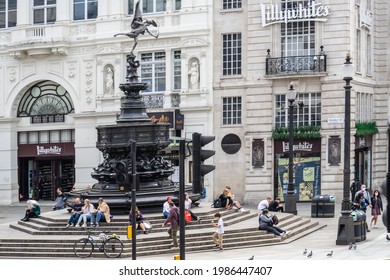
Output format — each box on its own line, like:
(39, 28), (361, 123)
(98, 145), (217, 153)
(17, 81), (74, 123)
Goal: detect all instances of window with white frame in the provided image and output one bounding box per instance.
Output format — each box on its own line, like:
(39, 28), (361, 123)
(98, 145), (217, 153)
(173, 50), (181, 91)
(281, 1), (315, 58)
(128, 0), (167, 15)
(222, 33), (242, 76)
(275, 92), (321, 128)
(366, 33), (372, 75)
(356, 29), (361, 72)
(222, 97), (242, 125)
(174, 0), (181, 11)
(356, 92), (373, 122)
(0, 0), (17, 29)
(222, 0), (241, 10)
(73, 0), (98, 21)
(140, 52), (166, 93)
(33, 0), (56, 24)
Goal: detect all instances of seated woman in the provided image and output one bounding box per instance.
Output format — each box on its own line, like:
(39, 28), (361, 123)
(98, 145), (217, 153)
(224, 186), (245, 212)
(21, 200), (41, 221)
(184, 192), (201, 221)
(75, 199), (95, 228)
(258, 209), (290, 238)
(90, 198), (111, 227)
(129, 207), (148, 234)
(268, 197), (284, 212)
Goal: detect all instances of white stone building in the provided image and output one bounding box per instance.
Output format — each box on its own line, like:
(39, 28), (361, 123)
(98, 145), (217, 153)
(0, 0), (214, 205)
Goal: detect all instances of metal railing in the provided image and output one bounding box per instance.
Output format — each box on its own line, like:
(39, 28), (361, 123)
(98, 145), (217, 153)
(266, 48), (327, 76)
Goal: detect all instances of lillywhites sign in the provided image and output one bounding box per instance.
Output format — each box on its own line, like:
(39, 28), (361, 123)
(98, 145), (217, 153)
(37, 145), (62, 155)
(260, 1), (330, 27)
(282, 141), (313, 152)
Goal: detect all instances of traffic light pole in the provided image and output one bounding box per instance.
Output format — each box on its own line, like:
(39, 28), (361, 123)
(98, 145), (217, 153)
(131, 140), (137, 260)
(179, 139), (186, 260)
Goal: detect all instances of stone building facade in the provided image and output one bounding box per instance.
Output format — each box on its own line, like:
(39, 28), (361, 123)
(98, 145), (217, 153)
(212, 0), (390, 206)
(0, 0), (214, 204)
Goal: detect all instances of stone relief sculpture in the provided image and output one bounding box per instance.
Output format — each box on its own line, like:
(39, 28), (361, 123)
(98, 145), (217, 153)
(105, 66), (114, 95)
(189, 60), (199, 90)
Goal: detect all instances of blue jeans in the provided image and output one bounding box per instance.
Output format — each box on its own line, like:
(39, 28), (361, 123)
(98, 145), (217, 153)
(68, 213), (81, 225)
(163, 210), (169, 218)
(77, 213), (91, 225)
(90, 211), (106, 224)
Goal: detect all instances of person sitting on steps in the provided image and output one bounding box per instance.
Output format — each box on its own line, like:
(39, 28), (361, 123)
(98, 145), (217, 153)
(21, 200), (41, 222)
(129, 207), (148, 234)
(90, 198), (111, 227)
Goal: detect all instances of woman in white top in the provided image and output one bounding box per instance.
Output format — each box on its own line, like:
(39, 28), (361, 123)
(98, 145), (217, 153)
(184, 192), (200, 221)
(75, 199), (95, 228)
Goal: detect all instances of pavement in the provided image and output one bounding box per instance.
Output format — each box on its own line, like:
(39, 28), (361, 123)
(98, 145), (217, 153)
(0, 200), (390, 260)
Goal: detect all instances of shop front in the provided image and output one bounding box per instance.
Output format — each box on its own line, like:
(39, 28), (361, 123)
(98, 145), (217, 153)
(274, 139), (321, 202)
(18, 143), (75, 201)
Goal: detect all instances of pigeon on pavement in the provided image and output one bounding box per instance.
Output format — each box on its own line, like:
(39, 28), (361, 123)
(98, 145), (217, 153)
(307, 251), (313, 258)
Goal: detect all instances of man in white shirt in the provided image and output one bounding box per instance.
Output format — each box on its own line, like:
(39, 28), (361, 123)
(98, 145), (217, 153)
(258, 196), (272, 213)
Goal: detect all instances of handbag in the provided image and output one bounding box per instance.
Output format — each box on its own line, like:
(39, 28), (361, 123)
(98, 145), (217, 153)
(184, 211), (192, 222)
(212, 198), (223, 208)
(272, 214), (279, 225)
(143, 221), (152, 230)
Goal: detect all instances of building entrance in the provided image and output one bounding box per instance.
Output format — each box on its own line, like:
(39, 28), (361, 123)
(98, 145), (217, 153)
(19, 158), (75, 201)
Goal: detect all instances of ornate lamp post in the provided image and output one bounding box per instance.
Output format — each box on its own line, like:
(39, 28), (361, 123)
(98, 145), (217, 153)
(285, 83), (297, 215)
(336, 53), (355, 245)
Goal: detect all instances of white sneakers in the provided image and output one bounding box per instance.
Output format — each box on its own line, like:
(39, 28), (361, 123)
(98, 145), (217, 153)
(239, 208), (246, 212)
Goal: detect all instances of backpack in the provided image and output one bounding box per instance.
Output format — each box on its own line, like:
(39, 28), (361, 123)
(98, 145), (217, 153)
(212, 198), (223, 208)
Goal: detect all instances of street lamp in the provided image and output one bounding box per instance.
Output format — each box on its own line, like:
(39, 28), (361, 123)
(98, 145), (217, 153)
(336, 53), (355, 245)
(285, 82), (297, 215)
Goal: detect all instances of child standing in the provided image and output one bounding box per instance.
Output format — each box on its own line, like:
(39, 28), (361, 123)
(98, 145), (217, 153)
(211, 212), (224, 250)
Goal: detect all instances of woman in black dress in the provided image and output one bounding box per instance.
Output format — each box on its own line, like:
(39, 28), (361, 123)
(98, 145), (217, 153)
(370, 190), (383, 228)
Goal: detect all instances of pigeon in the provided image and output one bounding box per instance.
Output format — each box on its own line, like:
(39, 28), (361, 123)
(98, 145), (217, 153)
(303, 248), (307, 255)
(353, 244), (357, 250)
(348, 242), (355, 250)
(248, 255), (254, 260)
(386, 234), (390, 241)
(307, 250), (313, 258)
(326, 251), (333, 258)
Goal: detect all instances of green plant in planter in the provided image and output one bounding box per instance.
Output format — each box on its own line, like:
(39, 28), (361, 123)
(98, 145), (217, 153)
(272, 125), (321, 139)
(355, 121), (378, 137)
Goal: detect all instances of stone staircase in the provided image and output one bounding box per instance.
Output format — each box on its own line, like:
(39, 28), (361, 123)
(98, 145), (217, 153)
(0, 208), (325, 258)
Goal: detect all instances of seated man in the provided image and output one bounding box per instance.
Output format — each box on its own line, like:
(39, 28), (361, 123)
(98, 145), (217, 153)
(257, 196), (272, 213)
(258, 209), (290, 238)
(268, 197), (284, 212)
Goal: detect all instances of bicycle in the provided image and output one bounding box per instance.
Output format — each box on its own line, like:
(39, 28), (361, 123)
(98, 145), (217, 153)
(73, 230), (123, 258)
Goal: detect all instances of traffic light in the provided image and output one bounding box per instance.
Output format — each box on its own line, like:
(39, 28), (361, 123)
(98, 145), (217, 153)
(115, 160), (129, 190)
(192, 132), (215, 194)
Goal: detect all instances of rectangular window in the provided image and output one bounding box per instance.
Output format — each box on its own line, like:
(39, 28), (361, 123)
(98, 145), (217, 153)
(33, 0), (56, 24)
(281, 1), (315, 64)
(275, 92), (321, 128)
(222, 97), (242, 125)
(129, 0), (168, 15)
(366, 33), (371, 75)
(73, 0), (98, 21)
(140, 52), (166, 92)
(0, 0), (17, 28)
(222, 33), (242, 76)
(222, 0), (242, 10)
(173, 50), (181, 91)
(174, 0), (181, 11)
(356, 92), (373, 122)
(356, 29), (361, 72)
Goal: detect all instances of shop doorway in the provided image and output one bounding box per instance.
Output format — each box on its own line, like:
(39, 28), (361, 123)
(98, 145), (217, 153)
(19, 158), (75, 201)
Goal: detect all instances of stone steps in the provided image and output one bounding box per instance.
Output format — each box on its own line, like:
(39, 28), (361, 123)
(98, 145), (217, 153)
(0, 208), (325, 258)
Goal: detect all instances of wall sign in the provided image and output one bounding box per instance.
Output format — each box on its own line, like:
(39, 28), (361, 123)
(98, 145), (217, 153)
(260, 1), (330, 27)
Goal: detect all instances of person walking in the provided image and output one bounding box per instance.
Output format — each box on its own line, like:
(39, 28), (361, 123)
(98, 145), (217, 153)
(162, 202), (179, 249)
(211, 212), (224, 250)
(370, 190), (383, 229)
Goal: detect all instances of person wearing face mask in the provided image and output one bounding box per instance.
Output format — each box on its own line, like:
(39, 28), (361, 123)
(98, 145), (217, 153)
(354, 184), (372, 207)
(354, 184), (372, 232)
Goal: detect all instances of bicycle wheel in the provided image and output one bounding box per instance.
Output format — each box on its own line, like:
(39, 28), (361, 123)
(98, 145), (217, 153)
(103, 237), (123, 258)
(73, 238), (94, 258)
